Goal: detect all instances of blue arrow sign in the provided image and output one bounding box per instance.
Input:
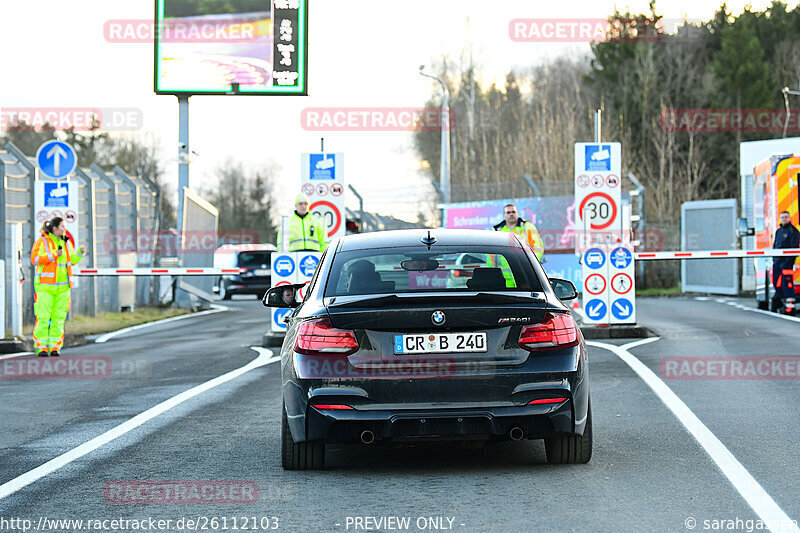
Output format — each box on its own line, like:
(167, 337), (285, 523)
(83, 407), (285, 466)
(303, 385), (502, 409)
(273, 308), (292, 330)
(273, 255), (295, 277)
(298, 254), (320, 277)
(584, 298), (607, 320)
(36, 140), (76, 179)
(610, 247), (633, 269)
(611, 298), (634, 320)
(583, 247), (606, 269)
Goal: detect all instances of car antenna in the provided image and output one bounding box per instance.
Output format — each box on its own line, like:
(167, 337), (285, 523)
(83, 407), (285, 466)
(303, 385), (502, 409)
(420, 230), (437, 250)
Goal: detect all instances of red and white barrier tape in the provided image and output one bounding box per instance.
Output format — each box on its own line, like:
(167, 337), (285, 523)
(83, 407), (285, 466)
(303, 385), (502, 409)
(635, 248), (800, 260)
(74, 268), (241, 276)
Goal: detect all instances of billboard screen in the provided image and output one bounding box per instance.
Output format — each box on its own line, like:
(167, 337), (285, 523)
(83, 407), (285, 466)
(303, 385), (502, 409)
(154, 0), (307, 95)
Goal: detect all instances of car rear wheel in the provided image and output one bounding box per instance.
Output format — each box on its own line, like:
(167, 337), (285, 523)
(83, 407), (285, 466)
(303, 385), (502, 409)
(281, 404), (325, 470)
(544, 402), (592, 464)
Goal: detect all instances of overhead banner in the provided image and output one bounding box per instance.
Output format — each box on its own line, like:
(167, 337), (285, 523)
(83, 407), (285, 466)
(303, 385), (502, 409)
(300, 153), (345, 240)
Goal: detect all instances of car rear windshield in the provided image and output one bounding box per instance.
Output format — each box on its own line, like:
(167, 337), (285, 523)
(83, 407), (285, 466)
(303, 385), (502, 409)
(324, 246), (542, 297)
(237, 252), (271, 267)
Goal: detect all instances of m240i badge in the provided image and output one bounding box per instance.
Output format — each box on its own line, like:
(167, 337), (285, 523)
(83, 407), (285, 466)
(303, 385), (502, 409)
(498, 317), (531, 324)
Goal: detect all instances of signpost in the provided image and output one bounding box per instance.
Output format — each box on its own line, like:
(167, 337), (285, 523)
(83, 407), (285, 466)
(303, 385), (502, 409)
(301, 153), (345, 240)
(575, 142), (635, 325)
(34, 141), (80, 247)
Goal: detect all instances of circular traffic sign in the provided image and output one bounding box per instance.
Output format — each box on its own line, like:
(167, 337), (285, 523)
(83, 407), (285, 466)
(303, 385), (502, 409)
(36, 210), (49, 223)
(275, 280), (291, 287)
(50, 210), (63, 219)
(578, 192), (618, 230)
(583, 247), (606, 269)
(36, 140), (76, 180)
(611, 298), (634, 320)
(330, 183), (344, 197)
(591, 175), (604, 188)
(584, 273), (606, 295)
(302, 183), (314, 196)
(584, 298), (608, 321)
(606, 174), (620, 188)
(65, 210), (76, 223)
(315, 183), (329, 196)
(611, 273), (633, 294)
(576, 174), (590, 188)
(310, 200), (342, 237)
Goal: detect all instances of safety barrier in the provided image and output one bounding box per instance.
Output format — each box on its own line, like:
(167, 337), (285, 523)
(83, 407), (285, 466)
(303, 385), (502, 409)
(635, 248), (800, 260)
(74, 268), (240, 276)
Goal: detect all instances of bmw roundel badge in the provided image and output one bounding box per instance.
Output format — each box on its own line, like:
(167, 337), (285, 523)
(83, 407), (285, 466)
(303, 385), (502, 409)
(431, 310), (446, 326)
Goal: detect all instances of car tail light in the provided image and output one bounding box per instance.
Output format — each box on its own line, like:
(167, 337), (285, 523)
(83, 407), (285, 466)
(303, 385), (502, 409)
(452, 269), (473, 278)
(313, 404), (354, 410)
(528, 397), (567, 405)
(518, 313), (579, 350)
(295, 317), (359, 356)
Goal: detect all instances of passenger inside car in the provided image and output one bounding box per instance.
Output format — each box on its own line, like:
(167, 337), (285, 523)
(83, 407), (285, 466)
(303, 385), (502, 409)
(466, 267), (507, 291)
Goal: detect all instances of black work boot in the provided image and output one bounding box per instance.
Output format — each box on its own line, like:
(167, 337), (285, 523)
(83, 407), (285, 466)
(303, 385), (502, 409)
(50, 350), (60, 357)
(37, 351), (48, 357)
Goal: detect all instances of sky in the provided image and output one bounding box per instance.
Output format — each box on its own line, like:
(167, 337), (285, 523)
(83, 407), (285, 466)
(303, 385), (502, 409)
(0, 0), (780, 224)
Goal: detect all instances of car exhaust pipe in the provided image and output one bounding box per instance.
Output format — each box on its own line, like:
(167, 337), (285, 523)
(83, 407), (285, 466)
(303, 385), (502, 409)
(360, 430), (375, 445)
(509, 426), (524, 441)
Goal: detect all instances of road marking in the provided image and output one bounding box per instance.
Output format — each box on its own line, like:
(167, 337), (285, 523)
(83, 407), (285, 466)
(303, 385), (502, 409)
(588, 338), (799, 533)
(695, 297), (800, 324)
(0, 346), (278, 501)
(95, 304), (230, 343)
(0, 352), (33, 360)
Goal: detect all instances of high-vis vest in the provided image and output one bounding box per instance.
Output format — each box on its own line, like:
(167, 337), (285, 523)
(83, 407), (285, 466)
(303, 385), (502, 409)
(279, 212), (327, 252)
(31, 232), (84, 288)
(493, 219), (544, 260)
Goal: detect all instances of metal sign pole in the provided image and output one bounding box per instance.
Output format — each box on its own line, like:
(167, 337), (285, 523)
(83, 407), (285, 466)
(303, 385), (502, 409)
(177, 95), (190, 233)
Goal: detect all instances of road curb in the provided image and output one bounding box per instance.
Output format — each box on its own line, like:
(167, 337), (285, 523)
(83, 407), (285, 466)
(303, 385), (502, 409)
(579, 325), (654, 339)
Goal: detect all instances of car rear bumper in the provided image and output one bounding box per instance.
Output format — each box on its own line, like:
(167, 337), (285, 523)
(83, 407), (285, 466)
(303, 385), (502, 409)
(304, 401), (576, 443)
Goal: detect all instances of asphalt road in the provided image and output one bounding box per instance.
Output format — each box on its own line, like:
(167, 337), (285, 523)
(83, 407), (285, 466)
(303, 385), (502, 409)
(0, 296), (798, 533)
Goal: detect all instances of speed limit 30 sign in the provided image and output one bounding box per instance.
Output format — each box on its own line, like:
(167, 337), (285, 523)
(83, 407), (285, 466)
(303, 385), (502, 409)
(574, 143), (622, 249)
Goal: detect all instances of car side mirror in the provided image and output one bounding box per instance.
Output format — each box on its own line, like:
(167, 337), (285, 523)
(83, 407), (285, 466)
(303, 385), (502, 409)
(737, 217), (755, 237)
(262, 286), (300, 308)
(550, 278), (578, 300)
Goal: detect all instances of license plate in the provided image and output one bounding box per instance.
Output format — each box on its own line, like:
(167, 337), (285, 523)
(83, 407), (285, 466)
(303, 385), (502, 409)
(254, 269), (270, 276)
(394, 333), (487, 354)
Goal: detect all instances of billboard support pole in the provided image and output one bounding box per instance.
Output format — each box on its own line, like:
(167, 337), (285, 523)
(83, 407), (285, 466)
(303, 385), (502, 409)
(177, 95), (190, 234)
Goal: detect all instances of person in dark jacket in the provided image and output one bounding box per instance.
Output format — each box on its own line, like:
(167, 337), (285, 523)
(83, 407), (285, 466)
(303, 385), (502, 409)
(771, 211), (800, 313)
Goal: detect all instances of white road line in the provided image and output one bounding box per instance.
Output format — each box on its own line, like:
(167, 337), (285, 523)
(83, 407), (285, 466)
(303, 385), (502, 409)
(696, 297), (800, 324)
(0, 352), (33, 360)
(95, 303), (230, 343)
(0, 346), (278, 501)
(588, 338), (799, 533)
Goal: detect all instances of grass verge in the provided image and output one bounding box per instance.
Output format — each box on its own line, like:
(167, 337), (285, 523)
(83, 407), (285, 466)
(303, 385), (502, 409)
(24, 306), (191, 336)
(635, 286), (683, 297)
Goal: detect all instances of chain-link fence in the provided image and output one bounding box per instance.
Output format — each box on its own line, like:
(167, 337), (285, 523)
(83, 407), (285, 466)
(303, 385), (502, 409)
(0, 142), (169, 332)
